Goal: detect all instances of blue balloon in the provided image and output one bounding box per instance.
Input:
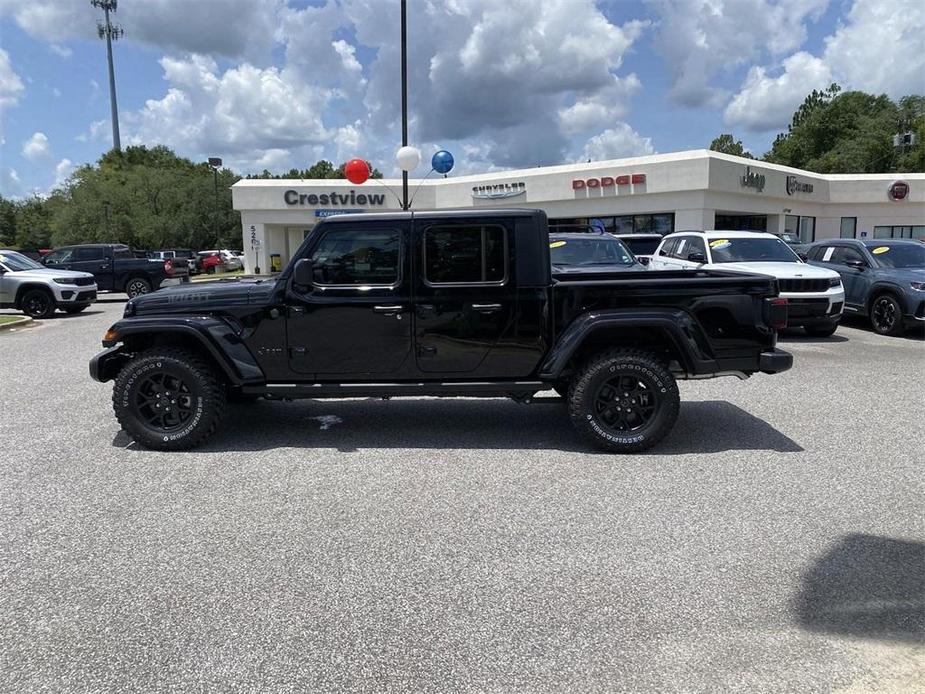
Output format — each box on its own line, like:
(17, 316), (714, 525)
(431, 150), (454, 174)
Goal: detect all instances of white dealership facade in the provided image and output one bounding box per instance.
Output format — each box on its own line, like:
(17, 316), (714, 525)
(232, 150), (925, 274)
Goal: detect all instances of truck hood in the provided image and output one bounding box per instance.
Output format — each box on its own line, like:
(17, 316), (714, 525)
(552, 263), (646, 275)
(709, 261), (838, 279)
(7, 267), (95, 281)
(128, 278), (275, 315)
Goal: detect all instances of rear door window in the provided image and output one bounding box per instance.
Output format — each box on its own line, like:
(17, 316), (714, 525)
(424, 225), (506, 285)
(74, 247), (106, 261)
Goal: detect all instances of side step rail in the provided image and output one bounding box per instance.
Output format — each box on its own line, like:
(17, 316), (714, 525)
(243, 381), (547, 400)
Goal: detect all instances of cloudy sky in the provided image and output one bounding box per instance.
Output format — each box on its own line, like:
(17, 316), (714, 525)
(0, 0), (922, 196)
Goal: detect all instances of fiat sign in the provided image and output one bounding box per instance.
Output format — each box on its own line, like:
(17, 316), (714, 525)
(889, 180), (910, 201)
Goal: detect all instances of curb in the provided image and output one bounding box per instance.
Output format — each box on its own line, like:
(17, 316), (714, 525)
(0, 316), (33, 332)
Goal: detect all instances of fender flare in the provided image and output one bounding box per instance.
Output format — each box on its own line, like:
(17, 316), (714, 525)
(866, 282), (908, 313)
(538, 308), (718, 379)
(95, 316), (264, 385)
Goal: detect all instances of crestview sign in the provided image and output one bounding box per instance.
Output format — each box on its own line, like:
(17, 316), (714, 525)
(284, 189), (386, 207)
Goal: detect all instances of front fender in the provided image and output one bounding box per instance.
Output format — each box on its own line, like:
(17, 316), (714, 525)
(538, 308), (719, 379)
(95, 316), (264, 385)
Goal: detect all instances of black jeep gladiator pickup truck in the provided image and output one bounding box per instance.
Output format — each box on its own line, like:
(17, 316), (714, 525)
(90, 209), (792, 453)
(43, 243), (189, 298)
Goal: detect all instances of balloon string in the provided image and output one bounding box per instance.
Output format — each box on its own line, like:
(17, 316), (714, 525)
(408, 168), (437, 209)
(368, 177), (405, 208)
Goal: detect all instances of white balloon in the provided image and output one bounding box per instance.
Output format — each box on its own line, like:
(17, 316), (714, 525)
(396, 145), (421, 172)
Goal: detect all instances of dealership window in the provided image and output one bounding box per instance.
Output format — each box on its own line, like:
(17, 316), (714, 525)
(840, 217), (857, 238)
(550, 213), (674, 235)
(873, 225), (925, 240)
(715, 214), (767, 232)
(424, 225), (506, 284)
(784, 215), (799, 237)
(799, 216), (816, 244)
(309, 229), (400, 286)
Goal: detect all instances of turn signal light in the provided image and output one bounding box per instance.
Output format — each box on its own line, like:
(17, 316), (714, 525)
(103, 328), (119, 343)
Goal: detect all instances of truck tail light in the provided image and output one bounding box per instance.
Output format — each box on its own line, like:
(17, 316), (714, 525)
(765, 297), (788, 329)
(164, 259), (174, 275)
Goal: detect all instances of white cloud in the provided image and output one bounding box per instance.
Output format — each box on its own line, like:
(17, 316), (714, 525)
(125, 55), (331, 170)
(22, 132), (51, 160)
(724, 52), (833, 131)
(0, 48), (25, 111)
(580, 124), (655, 161)
(724, 0), (925, 132)
(649, 0), (828, 107)
(559, 74), (643, 134)
(49, 44), (72, 58)
(0, 0), (281, 61)
(822, 0), (925, 98)
(53, 158), (74, 188)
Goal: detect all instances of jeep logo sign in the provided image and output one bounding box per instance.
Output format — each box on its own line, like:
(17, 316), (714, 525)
(740, 167), (766, 193)
(572, 173), (645, 189)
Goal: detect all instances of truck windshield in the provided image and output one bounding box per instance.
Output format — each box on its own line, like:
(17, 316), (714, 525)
(865, 244), (925, 268)
(709, 238), (800, 263)
(0, 251), (44, 271)
(550, 237), (634, 266)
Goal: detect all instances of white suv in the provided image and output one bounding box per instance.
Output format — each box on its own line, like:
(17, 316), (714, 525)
(649, 231), (845, 336)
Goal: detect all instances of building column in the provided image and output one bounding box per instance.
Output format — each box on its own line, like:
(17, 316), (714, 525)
(767, 214), (785, 235)
(241, 216), (267, 275)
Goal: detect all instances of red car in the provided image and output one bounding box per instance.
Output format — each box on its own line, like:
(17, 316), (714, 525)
(197, 251), (225, 274)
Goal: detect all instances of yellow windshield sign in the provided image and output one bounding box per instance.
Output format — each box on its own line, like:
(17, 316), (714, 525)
(550, 240), (567, 248)
(709, 239), (731, 248)
(872, 246), (890, 254)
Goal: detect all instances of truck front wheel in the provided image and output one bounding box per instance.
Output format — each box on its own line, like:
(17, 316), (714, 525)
(112, 348), (226, 450)
(568, 349), (680, 453)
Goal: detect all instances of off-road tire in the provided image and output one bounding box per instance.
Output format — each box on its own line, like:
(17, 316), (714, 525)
(64, 304), (89, 314)
(568, 348), (680, 453)
(804, 322), (838, 337)
(112, 347), (226, 450)
(125, 277), (152, 298)
(869, 293), (904, 337)
(20, 289), (56, 319)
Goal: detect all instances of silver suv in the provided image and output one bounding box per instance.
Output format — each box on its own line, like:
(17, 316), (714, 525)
(0, 250), (98, 319)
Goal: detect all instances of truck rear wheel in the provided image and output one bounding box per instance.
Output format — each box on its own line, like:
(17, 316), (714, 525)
(568, 349), (679, 453)
(125, 277), (151, 298)
(112, 347), (226, 450)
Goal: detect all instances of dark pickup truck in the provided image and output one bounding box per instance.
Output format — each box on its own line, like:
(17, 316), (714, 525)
(43, 243), (189, 298)
(90, 209), (792, 453)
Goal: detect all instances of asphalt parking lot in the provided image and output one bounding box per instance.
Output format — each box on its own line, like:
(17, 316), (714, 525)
(1, 298), (922, 693)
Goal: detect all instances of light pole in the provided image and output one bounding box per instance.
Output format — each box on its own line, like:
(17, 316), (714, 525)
(400, 0), (408, 210)
(92, 0), (123, 152)
(208, 157), (222, 247)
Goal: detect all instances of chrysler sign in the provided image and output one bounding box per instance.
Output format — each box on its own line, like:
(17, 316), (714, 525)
(472, 182), (526, 199)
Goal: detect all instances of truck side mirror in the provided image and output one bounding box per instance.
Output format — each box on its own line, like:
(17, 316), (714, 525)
(797, 252), (809, 262)
(637, 256), (650, 266)
(293, 258), (314, 285)
(687, 252), (707, 264)
(845, 259), (867, 270)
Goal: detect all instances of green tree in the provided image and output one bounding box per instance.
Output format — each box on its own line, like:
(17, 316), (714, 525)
(709, 134), (753, 158)
(763, 85), (924, 173)
(0, 195), (17, 246)
(14, 196), (54, 251)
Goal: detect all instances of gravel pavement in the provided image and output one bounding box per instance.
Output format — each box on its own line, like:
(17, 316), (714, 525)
(1, 299), (922, 693)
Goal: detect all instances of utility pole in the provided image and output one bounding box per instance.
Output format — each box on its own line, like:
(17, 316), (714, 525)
(400, 0), (408, 210)
(208, 157), (222, 246)
(92, 0), (123, 152)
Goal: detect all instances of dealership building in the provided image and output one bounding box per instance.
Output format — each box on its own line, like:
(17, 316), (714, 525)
(231, 150), (924, 274)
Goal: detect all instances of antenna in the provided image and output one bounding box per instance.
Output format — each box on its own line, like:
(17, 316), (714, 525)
(91, 0), (123, 152)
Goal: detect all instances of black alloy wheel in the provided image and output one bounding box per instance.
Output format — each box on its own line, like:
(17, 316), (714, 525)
(125, 278), (151, 298)
(593, 374), (659, 432)
(113, 347), (226, 450)
(568, 348), (680, 453)
(21, 289), (56, 319)
(870, 294), (904, 336)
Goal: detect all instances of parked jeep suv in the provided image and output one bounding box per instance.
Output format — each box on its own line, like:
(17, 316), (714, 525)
(0, 250), (98, 318)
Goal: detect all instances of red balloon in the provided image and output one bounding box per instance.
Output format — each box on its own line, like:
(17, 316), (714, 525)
(344, 158), (370, 184)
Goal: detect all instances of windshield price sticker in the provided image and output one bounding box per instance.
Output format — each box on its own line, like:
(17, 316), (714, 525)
(710, 239), (731, 250)
(872, 246), (890, 254)
(550, 240), (567, 248)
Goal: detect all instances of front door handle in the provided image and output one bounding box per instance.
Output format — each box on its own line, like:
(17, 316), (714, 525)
(373, 305), (403, 315)
(471, 303), (502, 313)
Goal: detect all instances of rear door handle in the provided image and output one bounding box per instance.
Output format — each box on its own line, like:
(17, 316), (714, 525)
(373, 305), (404, 315)
(471, 303), (502, 313)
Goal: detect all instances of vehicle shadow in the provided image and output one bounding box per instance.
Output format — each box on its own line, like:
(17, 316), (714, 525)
(840, 314), (925, 341)
(793, 533), (925, 643)
(778, 329), (850, 344)
(113, 398), (802, 455)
